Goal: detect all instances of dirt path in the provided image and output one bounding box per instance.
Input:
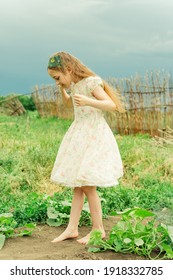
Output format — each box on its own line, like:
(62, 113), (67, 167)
(0, 217), (146, 260)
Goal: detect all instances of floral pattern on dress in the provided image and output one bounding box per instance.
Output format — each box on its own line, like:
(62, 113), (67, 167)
(50, 76), (123, 188)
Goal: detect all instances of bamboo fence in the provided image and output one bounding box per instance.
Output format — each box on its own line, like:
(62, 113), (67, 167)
(32, 71), (173, 136)
(32, 85), (74, 119)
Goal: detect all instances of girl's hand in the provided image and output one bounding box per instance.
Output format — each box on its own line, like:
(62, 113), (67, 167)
(60, 84), (66, 91)
(73, 94), (89, 106)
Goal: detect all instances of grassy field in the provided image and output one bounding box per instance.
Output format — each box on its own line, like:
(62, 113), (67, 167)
(1, 111), (173, 257)
(1, 111), (173, 219)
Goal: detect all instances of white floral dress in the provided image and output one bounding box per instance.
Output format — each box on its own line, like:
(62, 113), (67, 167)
(50, 76), (123, 188)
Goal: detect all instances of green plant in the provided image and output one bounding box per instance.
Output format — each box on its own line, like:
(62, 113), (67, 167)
(46, 201), (91, 227)
(18, 95), (36, 111)
(88, 207), (173, 259)
(46, 204), (71, 227)
(0, 213), (36, 250)
(0, 192), (51, 227)
(0, 190), (91, 230)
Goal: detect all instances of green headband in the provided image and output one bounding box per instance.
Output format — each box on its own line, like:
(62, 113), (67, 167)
(48, 55), (63, 68)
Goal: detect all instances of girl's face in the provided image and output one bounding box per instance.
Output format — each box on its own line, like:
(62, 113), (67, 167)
(48, 68), (73, 89)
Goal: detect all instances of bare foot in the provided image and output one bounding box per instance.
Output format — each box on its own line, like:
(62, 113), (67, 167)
(51, 229), (79, 243)
(77, 230), (105, 245)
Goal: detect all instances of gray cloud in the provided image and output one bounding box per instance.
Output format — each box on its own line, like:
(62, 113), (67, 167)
(0, 0), (173, 94)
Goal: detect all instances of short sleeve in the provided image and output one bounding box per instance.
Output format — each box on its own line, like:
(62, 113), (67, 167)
(86, 76), (103, 95)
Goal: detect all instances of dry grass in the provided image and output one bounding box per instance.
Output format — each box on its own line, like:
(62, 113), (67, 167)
(155, 126), (173, 145)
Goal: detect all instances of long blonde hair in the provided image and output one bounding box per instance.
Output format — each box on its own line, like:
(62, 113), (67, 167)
(48, 51), (125, 113)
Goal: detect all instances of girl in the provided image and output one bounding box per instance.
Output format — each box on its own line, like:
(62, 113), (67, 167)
(47, 51), (124, 245)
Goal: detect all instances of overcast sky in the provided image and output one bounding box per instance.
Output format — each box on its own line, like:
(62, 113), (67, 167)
(0, 0), (173, 95)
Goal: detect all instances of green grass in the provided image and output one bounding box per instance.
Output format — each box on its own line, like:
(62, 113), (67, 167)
(0, 112), (72, 194)
(0, 111), (173, 227)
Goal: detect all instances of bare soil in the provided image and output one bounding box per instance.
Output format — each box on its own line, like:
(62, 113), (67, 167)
(0, 217), (146, 260)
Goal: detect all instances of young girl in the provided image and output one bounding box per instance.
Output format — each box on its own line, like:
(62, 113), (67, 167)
(47, 51), (124, 245)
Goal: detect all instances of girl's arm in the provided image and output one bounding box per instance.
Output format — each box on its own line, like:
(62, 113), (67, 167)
(73, 86), (116, 111)
(60, 86), (73, 108)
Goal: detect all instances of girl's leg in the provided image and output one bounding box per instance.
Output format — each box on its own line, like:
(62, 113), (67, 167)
(51, 187), (85, 242)
(77, 186), (105, 244)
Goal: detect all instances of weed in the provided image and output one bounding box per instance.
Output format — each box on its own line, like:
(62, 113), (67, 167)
(88, 208), (173, 259)
(0, 213), (36, 250)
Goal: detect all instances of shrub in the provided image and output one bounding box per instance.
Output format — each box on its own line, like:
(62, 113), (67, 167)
(18, 95), (36, 111)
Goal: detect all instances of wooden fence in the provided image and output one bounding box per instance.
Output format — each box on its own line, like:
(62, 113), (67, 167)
(32, 85), (74, 119)
(32, 72), (173, 136)
(0, 95), (26, 116)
